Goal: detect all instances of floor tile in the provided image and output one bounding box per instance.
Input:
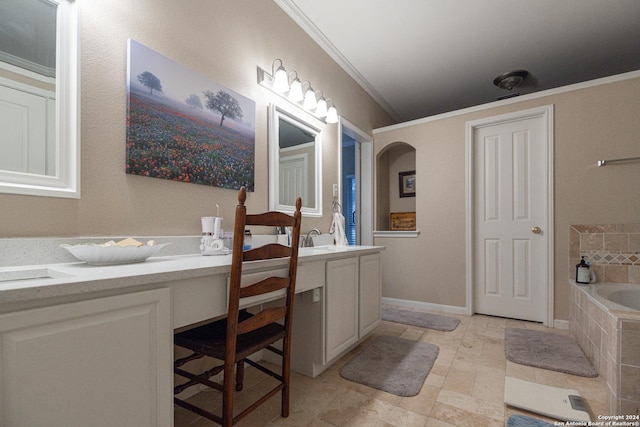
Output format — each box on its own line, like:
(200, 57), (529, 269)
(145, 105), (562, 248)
(174, 312), (609, 426)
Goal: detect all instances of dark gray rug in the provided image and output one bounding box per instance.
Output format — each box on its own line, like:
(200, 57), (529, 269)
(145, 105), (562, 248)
(381, 305), (460, 331)
(505, 328), (597, 377)
(340, 335), (439, 396)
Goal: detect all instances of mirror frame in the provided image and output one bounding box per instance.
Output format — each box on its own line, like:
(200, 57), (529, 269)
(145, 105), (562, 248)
(269, 103), (322, 217)
(0, 0), (80, 198)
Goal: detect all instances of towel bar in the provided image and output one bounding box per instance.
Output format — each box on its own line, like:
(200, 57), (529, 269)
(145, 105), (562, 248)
(596, 156), (640, 166)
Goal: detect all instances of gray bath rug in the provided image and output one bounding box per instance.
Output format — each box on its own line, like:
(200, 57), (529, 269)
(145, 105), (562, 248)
(507, 414), (555, 427)
(505, 328), (597, 377)
(381, 305), (460, 331)
(340, 335), (439, 396)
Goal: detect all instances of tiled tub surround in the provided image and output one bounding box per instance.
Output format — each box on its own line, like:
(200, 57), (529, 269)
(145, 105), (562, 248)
(569, 224), (640, 284)
(569, 281), (640, 415)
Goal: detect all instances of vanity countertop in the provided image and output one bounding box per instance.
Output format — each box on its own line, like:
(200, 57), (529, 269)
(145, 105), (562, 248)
(0, 245), (384, 307)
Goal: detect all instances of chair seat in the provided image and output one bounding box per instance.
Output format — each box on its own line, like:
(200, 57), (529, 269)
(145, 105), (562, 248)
(175, 311), (286, 361)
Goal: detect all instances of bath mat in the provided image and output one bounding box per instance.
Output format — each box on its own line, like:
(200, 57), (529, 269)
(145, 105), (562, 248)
(505, 328), (597, 377)
(381, 305), (460, 331)
(340, 335), (439, 396)
(507, 414), (555, 427)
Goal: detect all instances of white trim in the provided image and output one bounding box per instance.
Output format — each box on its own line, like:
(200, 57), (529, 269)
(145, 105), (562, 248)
(268, 103), (323, 217)
(0, 0), (80, 199)
(0, 61), (56, 86)
(374, 70), (640, 134)
(273, 0), (402, 122)
(279, 141), (314, 152)
(465, 105), (554, 325)
(373, 230), (420, 238)
(553, 319), (569, 330)
(339, 117), (374, 246)
(382, 297), (468, 316)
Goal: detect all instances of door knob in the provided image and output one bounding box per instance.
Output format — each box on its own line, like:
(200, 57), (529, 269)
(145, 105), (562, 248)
(531, 226), (542, 234)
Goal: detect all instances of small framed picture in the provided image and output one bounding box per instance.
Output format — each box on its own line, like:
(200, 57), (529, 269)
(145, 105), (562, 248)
(390, 212), (416, 231)
(399, 170), (416, 198)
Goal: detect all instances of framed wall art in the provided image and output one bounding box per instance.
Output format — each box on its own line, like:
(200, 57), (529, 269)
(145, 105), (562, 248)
(126, 39), (255, 191)
(390, 212), (416, 231)
(399, 170), (415, 198)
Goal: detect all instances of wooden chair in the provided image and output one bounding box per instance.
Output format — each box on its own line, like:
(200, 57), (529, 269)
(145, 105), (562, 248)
(173, 187), (302, 426)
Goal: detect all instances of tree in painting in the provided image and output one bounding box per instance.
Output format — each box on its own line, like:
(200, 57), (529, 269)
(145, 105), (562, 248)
(137, 71), (163, 95)
(203, 90), (243, 127)
(185, 94), (203, 109)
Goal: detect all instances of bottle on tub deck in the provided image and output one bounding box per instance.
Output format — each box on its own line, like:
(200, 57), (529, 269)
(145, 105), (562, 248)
(575, 256), (591, 284)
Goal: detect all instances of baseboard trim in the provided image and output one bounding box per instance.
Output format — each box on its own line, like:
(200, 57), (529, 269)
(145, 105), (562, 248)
(382, 297), (468, 316)
(553, 319), (569, 329)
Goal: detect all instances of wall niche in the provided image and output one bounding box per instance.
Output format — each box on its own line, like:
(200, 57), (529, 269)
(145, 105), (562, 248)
(376, 142), (416, 231)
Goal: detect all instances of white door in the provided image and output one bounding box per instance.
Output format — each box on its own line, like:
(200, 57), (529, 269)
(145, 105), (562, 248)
(470, 106), (553, 323)
(279, 154), (307, 206)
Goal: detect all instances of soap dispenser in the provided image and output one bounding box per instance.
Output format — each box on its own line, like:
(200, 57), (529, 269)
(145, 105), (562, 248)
(575, 256), (591, 284)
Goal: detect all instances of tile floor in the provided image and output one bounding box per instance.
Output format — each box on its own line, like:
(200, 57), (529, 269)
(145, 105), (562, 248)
(175, 312), (609, 426)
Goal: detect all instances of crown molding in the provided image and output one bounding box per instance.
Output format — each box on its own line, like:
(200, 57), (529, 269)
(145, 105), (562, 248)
(274, 0), (401, 121)
(374, 70), (640, 133)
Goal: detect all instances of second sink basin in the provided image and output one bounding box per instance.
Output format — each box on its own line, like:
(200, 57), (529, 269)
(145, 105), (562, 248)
(0, 268), (71, 283)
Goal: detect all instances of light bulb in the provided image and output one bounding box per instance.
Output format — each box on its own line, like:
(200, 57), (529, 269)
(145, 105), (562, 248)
(272, 65), (289, 92)
(303, 89), (317, 110)
(288, 78), (303, 102)
(316, 98), (328, 117)
(326, 106), (338, 123)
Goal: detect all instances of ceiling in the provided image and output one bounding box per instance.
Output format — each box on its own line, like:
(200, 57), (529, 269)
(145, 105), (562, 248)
(275, 0), (640, 123)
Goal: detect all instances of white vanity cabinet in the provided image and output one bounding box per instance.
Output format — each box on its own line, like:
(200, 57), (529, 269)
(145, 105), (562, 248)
(0, 288), (172, 427)
(324, 253), (382, 364)
(325, 257), (360, 362)
(358, 253), (382, 337)
(284, 251), (383, 377)
(0, 243), (384, 422)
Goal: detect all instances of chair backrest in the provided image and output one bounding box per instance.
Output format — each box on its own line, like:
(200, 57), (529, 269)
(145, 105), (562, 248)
(227, 186), (302, 339)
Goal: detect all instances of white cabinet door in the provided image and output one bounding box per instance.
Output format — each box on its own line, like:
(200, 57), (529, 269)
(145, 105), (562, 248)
(325, 257), (359, 363)
(0, 288), (172, 427)
(359, 253), (381, 337)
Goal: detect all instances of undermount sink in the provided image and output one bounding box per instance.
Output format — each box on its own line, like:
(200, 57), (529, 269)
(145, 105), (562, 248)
(0, 268), (71, 283)
(302, 245), (340, 253)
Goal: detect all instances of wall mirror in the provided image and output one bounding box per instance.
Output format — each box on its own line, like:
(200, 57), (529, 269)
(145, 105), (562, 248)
(0, 0), (80, 198)
(269, 103), (322, 217)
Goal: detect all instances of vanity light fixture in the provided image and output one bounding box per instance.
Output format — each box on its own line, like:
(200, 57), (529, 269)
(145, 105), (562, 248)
(257, 59), (339, 124)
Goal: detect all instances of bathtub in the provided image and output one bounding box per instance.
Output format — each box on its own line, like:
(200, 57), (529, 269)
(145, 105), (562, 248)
(569, 281), (640, 416)
(595, 285), (640, 311)
(578, 282), (640, 313)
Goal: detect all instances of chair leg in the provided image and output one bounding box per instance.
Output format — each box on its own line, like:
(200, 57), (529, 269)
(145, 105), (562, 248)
(235, 360), (245, 392)
(222, 359), (236, 427)
(281, 339), (291, 418)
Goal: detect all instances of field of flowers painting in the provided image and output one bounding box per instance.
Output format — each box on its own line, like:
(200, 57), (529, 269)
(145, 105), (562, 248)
(126, 39), (255, 191)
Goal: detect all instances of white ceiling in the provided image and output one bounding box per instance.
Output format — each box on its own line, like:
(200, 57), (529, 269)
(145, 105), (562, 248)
(275, 0), (640, 122)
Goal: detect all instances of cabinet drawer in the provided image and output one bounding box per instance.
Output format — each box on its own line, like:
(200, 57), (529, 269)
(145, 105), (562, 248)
(170, 276), (227, 329)
(296, 260), (325, 293)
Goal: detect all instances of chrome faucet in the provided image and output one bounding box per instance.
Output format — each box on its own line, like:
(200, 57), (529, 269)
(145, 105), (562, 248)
(303, 229), (321, 247)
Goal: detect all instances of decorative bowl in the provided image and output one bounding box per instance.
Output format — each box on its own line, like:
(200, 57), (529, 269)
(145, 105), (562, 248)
(60, 242), (170, 265)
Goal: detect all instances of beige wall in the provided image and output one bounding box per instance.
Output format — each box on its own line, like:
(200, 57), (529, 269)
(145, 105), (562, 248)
(0, 0), (392, 238)
(374, 75), (640, 321)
